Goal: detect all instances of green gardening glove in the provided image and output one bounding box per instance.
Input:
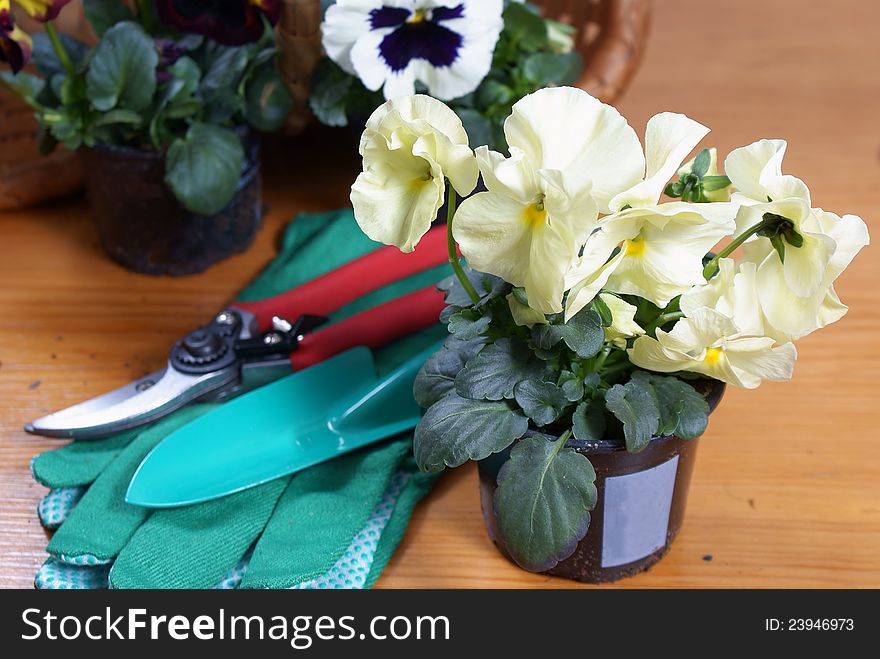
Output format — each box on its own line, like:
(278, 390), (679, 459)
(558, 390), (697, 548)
(30, 209), (446, 589)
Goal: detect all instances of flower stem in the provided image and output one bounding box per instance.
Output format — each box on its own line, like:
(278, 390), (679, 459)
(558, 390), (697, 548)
(445, 189), (481, 306)
(44, 22), (75, 77)
(135, 0), (155, 32)
(600, 360), (633, 378)
(555, 429), (573, 452)
(644, 311), (685, 336)
(593, 347), (612, 371)
(702, 215), (778, 279)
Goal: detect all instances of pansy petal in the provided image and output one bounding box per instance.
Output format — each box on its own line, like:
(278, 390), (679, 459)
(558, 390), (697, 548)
(320, 0), (378, 73)
(351, 154), (444, 253)
(610, 112), (710, 210)
(503, 87), (645, 213)
(781, 230), (836, 297)
(453, 192), (535, 288)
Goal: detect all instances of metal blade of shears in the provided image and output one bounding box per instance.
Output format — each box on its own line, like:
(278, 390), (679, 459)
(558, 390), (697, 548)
(24, 364), (238, 439)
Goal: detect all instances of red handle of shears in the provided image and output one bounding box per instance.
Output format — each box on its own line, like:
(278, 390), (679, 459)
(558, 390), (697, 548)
(233, 225), (449, 330)
(290, 285), (446, 370)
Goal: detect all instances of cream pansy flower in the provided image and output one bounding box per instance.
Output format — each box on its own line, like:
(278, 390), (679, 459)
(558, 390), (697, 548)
(629, 308), (797, 389)
(565, 112), (737, 312)
(742, 208), (869, 342)
(599, 293), (644, 349)
(322, 0), (503, 101)
(351, 95), (478, 253)
(725, 139), (869, 338)
(453, 87), (644, 314)
(680, 258), (765, 337)
(599, 201), (737, 308)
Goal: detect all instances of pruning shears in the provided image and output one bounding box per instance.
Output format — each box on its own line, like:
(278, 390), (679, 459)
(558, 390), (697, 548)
(26, 226), (449, 440)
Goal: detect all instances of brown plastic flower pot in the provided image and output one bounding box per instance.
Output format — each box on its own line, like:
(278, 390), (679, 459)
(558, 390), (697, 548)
(80, 128), (262, 276)
(478, 379), (725, 583)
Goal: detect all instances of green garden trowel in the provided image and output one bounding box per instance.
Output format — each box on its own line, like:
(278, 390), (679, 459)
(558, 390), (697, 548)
(125, 343), (439, 508)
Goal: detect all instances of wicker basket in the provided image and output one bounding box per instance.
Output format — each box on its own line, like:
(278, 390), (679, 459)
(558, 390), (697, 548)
(276, 0), (653, 134)
(0, 7), (93, 210)
(0, 0), (652, 209)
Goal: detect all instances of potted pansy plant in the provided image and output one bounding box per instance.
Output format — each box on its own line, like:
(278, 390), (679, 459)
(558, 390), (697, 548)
(311, 0), (581, 150)
(0, 0), (292, 275)
(348, 87), (869, 582)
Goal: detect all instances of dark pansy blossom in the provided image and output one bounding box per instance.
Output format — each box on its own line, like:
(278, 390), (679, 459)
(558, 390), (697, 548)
(156, 0), (281, 46)
(322, 0), (503, 100)
(0, 0), (32, 74)
(16, 0), (72, 23)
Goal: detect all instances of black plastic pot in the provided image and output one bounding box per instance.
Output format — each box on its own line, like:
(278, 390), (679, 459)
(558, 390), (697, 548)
(478, 380), (726, 583)
(81, 128), (262, 276)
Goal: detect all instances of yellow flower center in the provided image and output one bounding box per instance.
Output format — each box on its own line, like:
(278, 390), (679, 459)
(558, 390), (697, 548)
(408, 9), (427, 23)
(703, 347), (723, 364)
(410, 170), (433, 190)
(625, 238), (646, 257)
(523, 202), (547, 230)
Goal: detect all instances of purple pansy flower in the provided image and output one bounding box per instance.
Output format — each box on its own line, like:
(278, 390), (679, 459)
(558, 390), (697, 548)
(322, 0), (504, 100)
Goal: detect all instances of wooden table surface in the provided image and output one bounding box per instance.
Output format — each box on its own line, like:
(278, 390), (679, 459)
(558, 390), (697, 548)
(2, 0), (879, 589)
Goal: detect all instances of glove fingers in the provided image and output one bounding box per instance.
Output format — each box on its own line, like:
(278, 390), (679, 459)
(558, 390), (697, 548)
(364, 461), (437, 588)
(37, 486), (86, 530)
(109, 478), (289, 589)
(35, 558), (111, 590)
(241, 438), (409, 589)
(46, 406), (213, 562)
(292, 468), (412, 589)
(31, 429), (140, 489)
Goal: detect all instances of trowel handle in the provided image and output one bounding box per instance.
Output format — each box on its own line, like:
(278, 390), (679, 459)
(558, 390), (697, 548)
(328, 340), (447, 438)
(234, 226), (449, 331)
(290, 286), (446, 371)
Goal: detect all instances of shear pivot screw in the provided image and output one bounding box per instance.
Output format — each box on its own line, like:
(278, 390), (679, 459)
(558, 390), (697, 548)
(263, 333), (283, 346)
(215, 311), (237, 325)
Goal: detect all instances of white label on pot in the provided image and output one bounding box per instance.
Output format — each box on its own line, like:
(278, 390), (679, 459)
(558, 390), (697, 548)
(601, 455), (679, 568)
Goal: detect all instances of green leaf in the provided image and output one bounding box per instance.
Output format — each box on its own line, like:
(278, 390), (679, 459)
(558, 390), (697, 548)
(201, 45), (249, 98)
(309, 59), (354, 127)
(244, 66), (293, 132)
(604, 379), (660, 452)
(474, 79), (514, 109)
(503, 1), (549, 52)
(531, 307), (604, 358)
(591, 295), (614, 327)
(701, 175), (731, 191)
(572, 399), (606, 441)
(31, 33), (89, 78)
(447, 308), (492, 340)
(86, 22), (158, 112)
(691, 148), (712, 178)
(494, 434), (597, 572)
(514, 379), (566, 427)
(455, 338), (543, 401)
(438, 266), (507, 307)
(84, 0), (135, 37)
(413, 392), (528, 472)
(631, 371), (709, 439)
(455, 107), (493, 149)
(559, 370), (584, 402)
(413, 338), (485, 408)
(0, 71), (45, 107)
(169, 57), (202, 100)
(522, 52), (582, 86)
(769, 233), (786, 263)
(91, 109), (142, 128)
(164, 123), (244, 216)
